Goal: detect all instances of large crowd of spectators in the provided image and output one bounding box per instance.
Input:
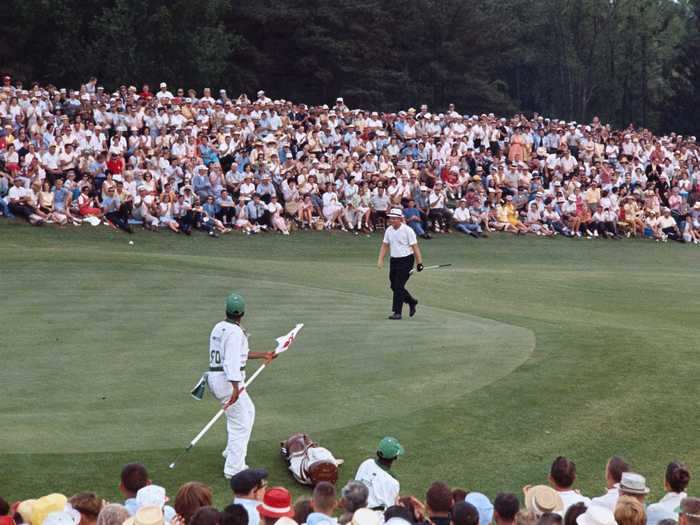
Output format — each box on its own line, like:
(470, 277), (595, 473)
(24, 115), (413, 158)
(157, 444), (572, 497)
(1, 451), (697, 525)
(1, 76), (700, 243)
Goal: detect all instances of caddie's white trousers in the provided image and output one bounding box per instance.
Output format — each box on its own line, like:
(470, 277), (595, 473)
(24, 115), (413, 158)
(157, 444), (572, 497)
(208, 372), (256, 477)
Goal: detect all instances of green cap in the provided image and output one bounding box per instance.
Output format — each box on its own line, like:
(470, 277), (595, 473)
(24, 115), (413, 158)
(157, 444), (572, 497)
(226, 293), (246, 317)
(377, 436), (404, 459)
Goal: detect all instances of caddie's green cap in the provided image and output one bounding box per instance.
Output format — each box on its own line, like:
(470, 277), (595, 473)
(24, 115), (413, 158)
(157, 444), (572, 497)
(377, 436), (404, 459)
(226, 293), (246, 317)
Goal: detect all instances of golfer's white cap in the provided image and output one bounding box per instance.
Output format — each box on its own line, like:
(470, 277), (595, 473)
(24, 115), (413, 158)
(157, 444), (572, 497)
(387, 208), (403, 218)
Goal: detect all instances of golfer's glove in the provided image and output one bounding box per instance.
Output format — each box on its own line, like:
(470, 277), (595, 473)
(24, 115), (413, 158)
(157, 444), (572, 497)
(417, 263), (424, 272)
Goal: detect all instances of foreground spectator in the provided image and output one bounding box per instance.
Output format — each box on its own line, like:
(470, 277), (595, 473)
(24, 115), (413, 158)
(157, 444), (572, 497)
(523, 486), (563, 518)
(95, 504), (129, 525)
(453, 502), (480, 525)
(679, 498), (700, 525)
(591, 456), (630, 511)
(618, 473), (650, 504)
(174, 482), (213, 525)
(563, 503), (587, 525)
(647, 462), (691, 522)
(424, 482), (453, 525)
(465, 493), (494, 525)
(575, 505), (616, 525)
(338, 482), (369, 525)
(119, 463), (150, 516)
(68, 493), (103, 525)
(230, 469), (268, 525)
(306, 482), (337, 525)
(614, 496), (646, 525)
(494, 493), (520, 525)
(548, 457), (591, 511)
(256, 487), (295, 525)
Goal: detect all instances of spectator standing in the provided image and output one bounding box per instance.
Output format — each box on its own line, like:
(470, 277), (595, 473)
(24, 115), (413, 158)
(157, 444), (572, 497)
(548, 457), (591, 512)
(230, 469), (269, 525)
(494, 493), (520, 525)
(306, 482), (338, 525)
(256, 488), (295, 525)
(591, 456), (630, 511)
(646, 462), (690, 523)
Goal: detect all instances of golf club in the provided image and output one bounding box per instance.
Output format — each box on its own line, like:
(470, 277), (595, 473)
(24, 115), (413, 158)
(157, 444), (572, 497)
(410, 263), (452, 275)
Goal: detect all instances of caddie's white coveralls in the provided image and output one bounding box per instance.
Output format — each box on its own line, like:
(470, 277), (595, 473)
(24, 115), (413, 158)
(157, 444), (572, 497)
(207, 320), (255, 477)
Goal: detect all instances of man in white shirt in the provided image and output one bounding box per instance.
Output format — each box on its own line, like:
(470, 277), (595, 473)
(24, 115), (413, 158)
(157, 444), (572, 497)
(8, 177), (44, 225)
(230, 468), (268, 525)
(377, 208), (424, 320)
(548, 456), (591, 512)
(590, 456), (630, 512)
(206, 293), (277, 478)
(355, 437), (403, 510)
(155, 82), (173, 100)
(453, 199), (483, 237)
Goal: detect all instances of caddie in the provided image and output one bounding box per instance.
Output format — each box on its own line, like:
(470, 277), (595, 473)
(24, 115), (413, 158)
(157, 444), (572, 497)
(207, 293), (276, 478)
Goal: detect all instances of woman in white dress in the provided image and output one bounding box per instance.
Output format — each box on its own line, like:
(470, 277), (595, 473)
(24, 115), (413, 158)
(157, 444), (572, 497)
(267, 195), (289, 235)
(321, 182), (348, 230)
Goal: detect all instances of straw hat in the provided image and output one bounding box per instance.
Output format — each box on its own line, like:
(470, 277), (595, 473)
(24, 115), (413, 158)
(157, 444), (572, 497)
(524, 485), (564, 516)
(123, 506), (164, 525)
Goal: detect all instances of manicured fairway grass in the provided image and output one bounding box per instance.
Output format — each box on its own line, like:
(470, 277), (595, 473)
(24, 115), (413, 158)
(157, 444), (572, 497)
(1, 221), (699, 507)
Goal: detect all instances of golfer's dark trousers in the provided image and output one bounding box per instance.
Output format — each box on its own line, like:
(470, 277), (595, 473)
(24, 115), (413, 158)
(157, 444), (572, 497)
(389, 254), (416, 315)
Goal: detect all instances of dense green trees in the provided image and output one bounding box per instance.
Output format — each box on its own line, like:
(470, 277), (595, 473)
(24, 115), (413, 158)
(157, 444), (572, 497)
(0, 0), (697, 132)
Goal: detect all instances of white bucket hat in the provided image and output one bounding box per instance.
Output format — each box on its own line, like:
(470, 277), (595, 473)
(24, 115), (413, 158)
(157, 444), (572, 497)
(619, 473), (650, 495)
(576, 505), (617, 525)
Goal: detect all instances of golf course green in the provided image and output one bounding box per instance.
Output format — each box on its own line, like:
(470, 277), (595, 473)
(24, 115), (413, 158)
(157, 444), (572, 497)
(1, 222), (698, 507)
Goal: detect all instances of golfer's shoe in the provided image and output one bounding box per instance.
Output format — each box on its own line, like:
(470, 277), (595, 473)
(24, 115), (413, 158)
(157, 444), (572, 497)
(409, 301), (418, 317)
(387, 313), (402, 320)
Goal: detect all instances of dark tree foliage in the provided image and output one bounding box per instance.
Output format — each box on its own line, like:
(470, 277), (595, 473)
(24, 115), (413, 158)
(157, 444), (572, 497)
(0, 0), (695, 132)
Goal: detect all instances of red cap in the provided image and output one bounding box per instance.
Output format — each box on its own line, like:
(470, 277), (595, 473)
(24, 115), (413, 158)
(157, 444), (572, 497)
(0, 516), (17, 525)
(257, 487), (295, 518)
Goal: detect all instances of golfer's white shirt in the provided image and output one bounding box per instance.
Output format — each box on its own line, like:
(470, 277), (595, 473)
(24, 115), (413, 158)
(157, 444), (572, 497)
(209, 321), (249, 382)
(383, 223), (417, 258)
(355, 459), (400, 509)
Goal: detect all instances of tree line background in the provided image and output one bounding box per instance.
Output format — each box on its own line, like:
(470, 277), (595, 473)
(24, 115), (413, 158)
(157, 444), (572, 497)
(1, 0), (699, 134)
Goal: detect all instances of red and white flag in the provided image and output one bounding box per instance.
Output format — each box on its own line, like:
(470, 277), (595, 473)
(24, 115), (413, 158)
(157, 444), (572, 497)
(274, 323), (304, 354)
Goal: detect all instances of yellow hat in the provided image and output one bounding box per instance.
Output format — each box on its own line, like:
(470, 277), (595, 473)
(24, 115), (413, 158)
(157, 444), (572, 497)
(123, 506), (164, 525)
(27, 494), (67, 525)
(16, 500), (37, 524)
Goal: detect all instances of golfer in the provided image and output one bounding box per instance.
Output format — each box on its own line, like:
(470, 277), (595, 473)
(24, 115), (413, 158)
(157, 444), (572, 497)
(207, 293), (276, 478)
(377, 208), (423, 319)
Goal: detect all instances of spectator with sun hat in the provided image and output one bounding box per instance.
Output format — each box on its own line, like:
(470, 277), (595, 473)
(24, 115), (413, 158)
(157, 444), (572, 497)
(523, 485), (564, 518)
(256, 487), (295, 525)
(618, 473), (650, 504)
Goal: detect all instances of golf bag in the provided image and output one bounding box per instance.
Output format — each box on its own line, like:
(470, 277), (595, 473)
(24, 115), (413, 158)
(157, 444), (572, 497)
(280, 433), (343, 486)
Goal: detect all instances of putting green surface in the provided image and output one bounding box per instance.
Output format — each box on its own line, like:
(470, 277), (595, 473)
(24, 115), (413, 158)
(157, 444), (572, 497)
(1, 222), (699, 507)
